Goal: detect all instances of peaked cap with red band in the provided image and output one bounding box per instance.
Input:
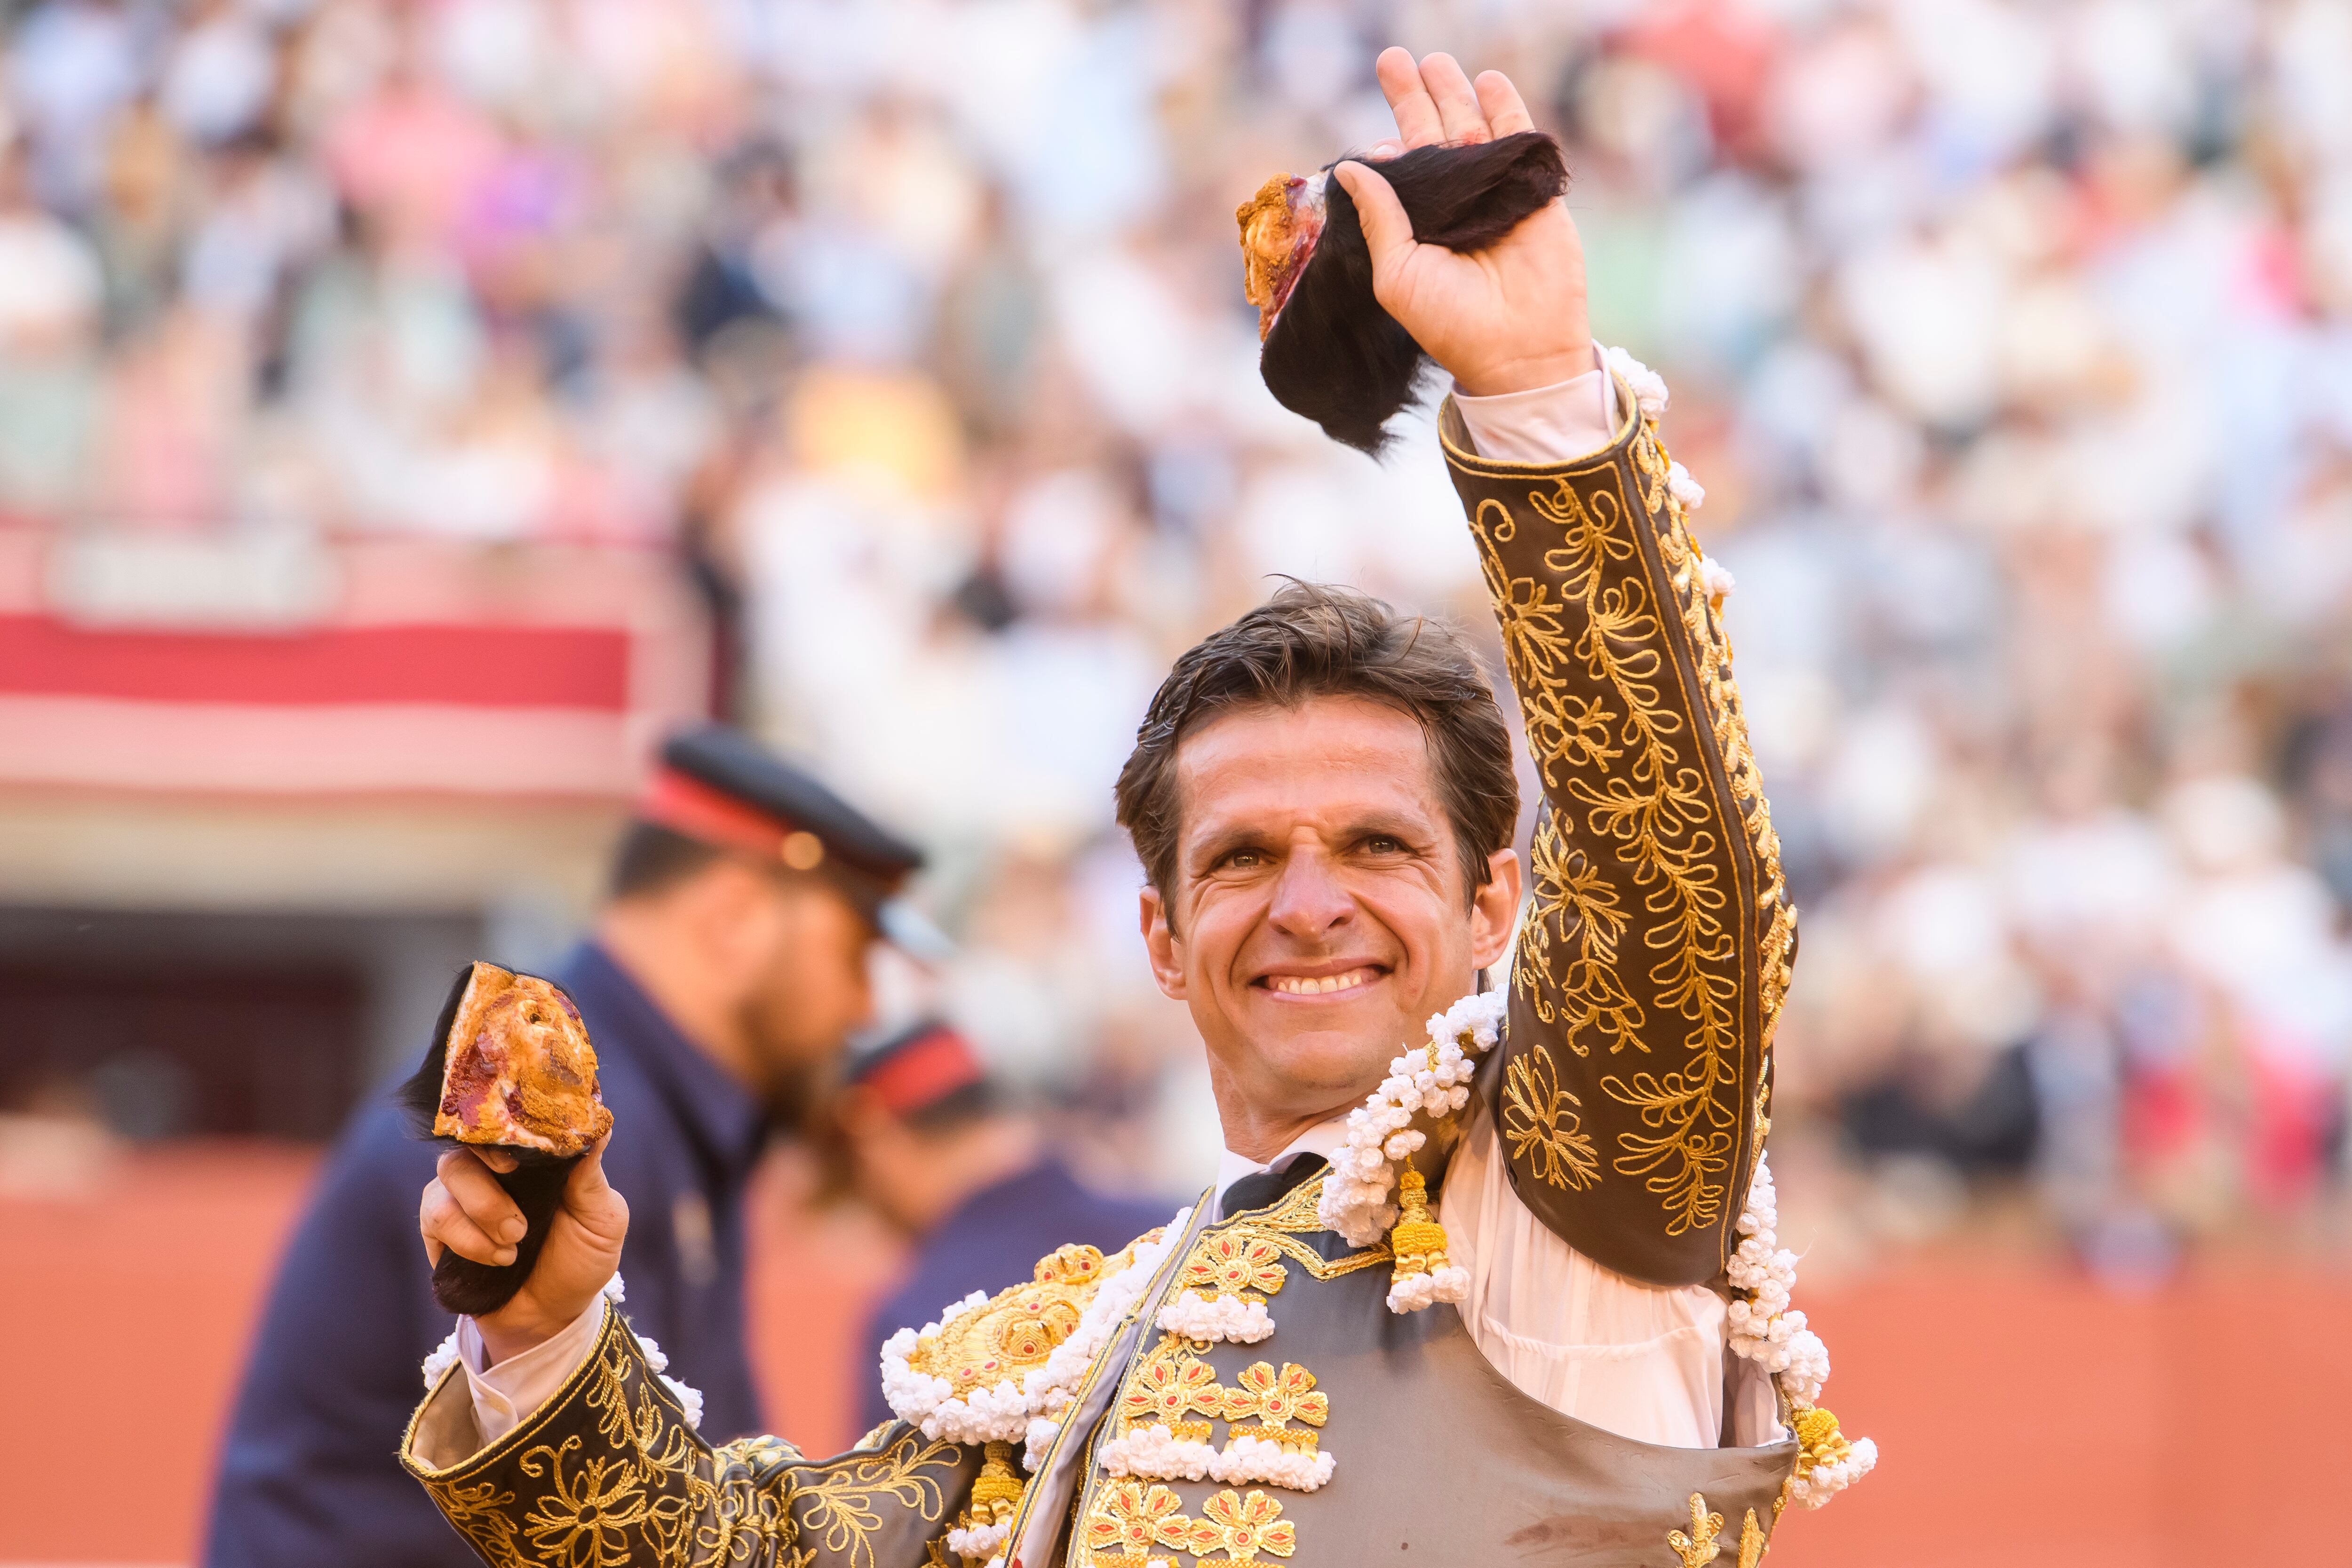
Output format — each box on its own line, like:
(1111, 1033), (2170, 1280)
(842, 1017), (992, 1120)
(637, 726), (926, 919)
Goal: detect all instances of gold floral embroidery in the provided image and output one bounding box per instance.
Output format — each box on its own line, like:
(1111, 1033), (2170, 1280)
(1119, 1335), (1225, 1427)
(519, 1436), (652, 1566)
(789, 1431), (958, 1568)
(1082, 1479), (1194, 1560)
(435, 1474), (525, 1566)
(1178, 1234), (1290, 1299)
(1667, 1492), (1726, 1568)
(1216, 1362), (1327, 1430)
(1179, 1489), (1297, 1561)
(1501, 1042), (1600, 1192)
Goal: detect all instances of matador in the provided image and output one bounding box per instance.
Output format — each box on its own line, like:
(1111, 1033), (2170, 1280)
(401, 48), (1875, 1568)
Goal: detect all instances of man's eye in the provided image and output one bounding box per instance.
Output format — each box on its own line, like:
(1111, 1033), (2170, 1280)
(1222, 848), (1267, 869)
(1364, 835), (1406, 855)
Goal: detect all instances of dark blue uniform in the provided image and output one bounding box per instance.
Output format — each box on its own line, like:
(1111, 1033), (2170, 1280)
(205, 942), (771, 1568)
(855, 1159), (1173, 1435)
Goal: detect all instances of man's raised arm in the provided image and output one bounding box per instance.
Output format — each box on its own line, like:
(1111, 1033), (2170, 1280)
(1343, 52), (1794, 1287)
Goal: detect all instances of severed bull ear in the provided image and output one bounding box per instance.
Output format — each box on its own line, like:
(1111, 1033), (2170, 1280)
(1254, 131), (1569, 456)
(399, 960), (591, 1317)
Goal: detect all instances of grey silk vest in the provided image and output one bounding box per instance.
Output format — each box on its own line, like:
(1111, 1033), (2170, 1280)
(1015, 1172), (1798, 1568)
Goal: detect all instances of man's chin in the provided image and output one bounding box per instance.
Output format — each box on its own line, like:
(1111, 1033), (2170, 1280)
(1236, 996), (1416, 1090)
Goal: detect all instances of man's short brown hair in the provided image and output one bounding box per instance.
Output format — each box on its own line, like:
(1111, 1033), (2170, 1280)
(1114, 582), (1518, 913)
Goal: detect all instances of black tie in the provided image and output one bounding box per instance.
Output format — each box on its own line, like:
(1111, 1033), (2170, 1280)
(1219, 1153), (1327, 1220)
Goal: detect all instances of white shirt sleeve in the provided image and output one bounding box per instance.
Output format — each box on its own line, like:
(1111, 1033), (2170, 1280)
(1450, 348), (1618, 464)
(455, 1298), (606, 1445)
(1438, 1110), (1730, 1449)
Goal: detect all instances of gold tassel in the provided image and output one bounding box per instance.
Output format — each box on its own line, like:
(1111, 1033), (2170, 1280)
(1387, 1165), (1452, 1287)
(970, 1439), (1024, 1522)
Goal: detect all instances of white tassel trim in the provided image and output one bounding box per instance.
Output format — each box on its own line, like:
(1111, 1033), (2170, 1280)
(1604, 344), (1669, 418)
(1667, 459), (1706, 512)
(1319, 990), (1504, 1260)
(1790, 1436), (1878, 1508)
(1155, 1290), (1277, 1344)
(1099, 1423), (1336, 1493)
(946, 1519), (1011, 1559)
(421, 1328), (461, 1390)
(1698, 557), (1736, 604)
(1383, 1264), (1469, 1314)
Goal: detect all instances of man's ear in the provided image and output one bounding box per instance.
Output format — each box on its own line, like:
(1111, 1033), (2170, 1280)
(1470, 847), (1522, 971)
(1139, 886), (1187, 1000)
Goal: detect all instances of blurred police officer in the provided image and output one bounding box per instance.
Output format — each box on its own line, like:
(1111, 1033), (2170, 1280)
(833, 1018), (1171, 1437)
(206, 726), (934, 1568)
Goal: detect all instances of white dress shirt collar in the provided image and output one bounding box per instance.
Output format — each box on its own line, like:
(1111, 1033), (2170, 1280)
(1212, 1110), (1352, 1219)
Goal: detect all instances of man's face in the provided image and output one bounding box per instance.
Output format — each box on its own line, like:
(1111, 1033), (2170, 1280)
(740, 879), (876, 1102)
(1141, 696), (1520, 1149)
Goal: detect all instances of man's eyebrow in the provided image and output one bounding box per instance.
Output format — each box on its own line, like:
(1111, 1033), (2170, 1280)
(1336, 808), (1438, 844)
(1184, 821), (1272, 869)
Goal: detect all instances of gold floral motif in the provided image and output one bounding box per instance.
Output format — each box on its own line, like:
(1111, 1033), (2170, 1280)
(1518, 813), (1645, 1054)
(1178, 1234), (1290, 1299)
(1180, 1489), (1297, 1561)
(1216, 1362), (1328, 1429)
(1082, 1479), (1194, 1560)
(1501, 1043), (1601, 1192)
(1119, 1335), (1225, 1428)
(1667, 1492), (1725, 1568)
(520, 1436), (652, 1566)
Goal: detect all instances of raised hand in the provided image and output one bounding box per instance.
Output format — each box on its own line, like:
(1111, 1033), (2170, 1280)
(420, 1139), (628, 1365)
(1335, 49), (1593, 398)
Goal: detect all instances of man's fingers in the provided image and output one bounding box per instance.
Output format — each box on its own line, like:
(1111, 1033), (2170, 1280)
(1375, 46), (1444, 148)
(476, 1147), (520, 1173)
(421, 1180), (519, 1266)
(1333, 161), (1414, 268)
(1474, 69), (1535, 138)
(437, 1147), (527, 1243)
(1417, 53), (1490, 144)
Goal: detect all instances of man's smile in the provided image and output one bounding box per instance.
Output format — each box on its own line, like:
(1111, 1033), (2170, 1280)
(1256, 964), (1389, 998)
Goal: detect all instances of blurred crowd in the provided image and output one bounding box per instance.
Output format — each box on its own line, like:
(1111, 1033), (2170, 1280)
(8, 0), (2352, 1269)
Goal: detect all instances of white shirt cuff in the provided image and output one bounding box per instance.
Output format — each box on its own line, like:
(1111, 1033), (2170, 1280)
(1452, 345), (1617, 464)
(457, 1299), (605, 1444)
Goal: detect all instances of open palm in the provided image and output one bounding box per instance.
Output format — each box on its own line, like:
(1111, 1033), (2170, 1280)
(1337, 50), (1594, 399)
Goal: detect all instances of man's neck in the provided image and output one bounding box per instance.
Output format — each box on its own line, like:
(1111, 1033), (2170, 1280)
(1214, 1096), (1358, 1165)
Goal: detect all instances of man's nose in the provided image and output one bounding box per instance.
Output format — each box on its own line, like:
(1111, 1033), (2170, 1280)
(1266, 849), (1353, 938)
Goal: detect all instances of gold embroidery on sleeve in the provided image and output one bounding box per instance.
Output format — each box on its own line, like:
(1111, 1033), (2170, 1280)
(1475, 466), (1743, 1236)
(1500, 1042), (1600, 1191)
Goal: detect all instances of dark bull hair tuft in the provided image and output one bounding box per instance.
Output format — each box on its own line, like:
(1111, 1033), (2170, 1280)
(1259, 130), (1569, 456)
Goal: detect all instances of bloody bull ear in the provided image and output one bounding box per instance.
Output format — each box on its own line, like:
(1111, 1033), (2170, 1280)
(398, 960), (611, 1316)
(1248, 130), (1570, 457)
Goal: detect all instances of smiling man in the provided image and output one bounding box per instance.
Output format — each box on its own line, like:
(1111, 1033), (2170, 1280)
(396, 51), (1871, 1568)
